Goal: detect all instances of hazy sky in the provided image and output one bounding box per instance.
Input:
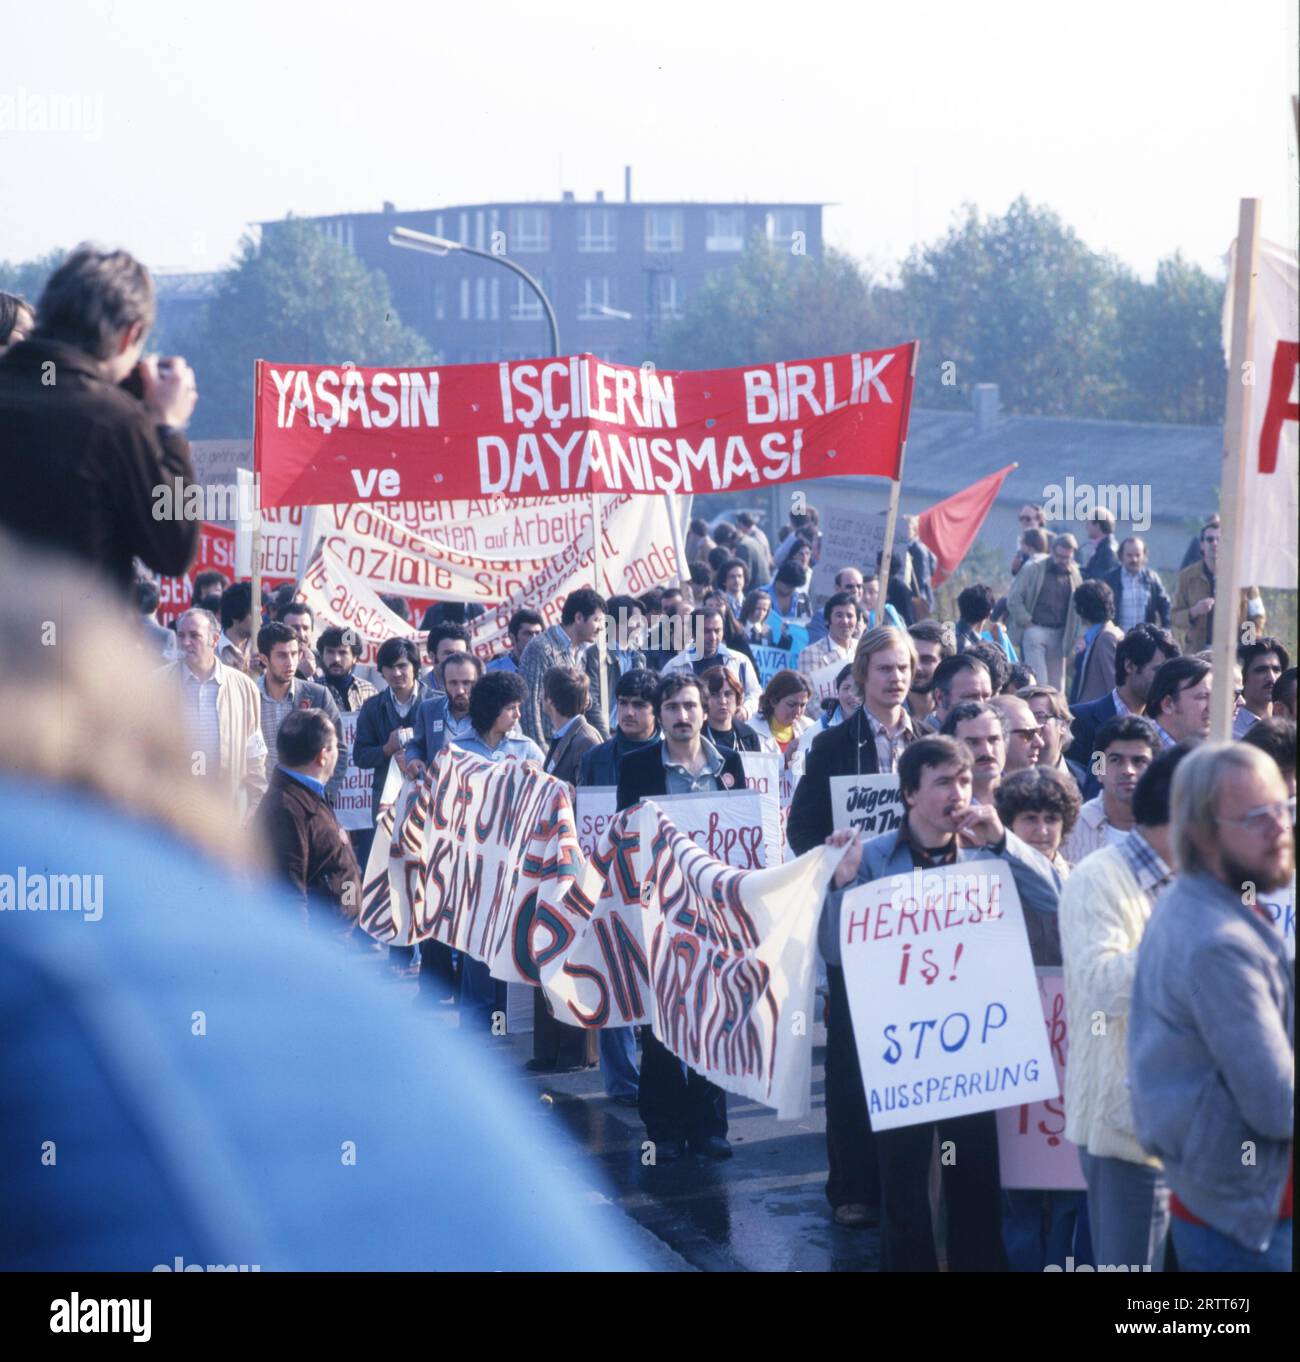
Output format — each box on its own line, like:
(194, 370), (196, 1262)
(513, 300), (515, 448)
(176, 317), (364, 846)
(2, 0), (1295, 281)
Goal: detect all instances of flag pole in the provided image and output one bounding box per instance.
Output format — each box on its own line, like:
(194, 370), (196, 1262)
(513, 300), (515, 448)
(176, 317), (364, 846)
(591, 488), (608, 729)
(877, 342), (920, 615)
(1209, 198), (1261, 742)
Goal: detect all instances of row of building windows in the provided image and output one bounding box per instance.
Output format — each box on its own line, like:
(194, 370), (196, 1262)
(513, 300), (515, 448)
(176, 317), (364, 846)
(406, 206), (807, 255)
(432, 275), (685, 322)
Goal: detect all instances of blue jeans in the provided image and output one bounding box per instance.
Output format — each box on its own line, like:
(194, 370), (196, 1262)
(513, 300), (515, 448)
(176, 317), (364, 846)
(1002, 1190), (1092, 1271)
(1172, 1217), (1292, 1272)
(599, 1026), (639, 1099)
(1079, 1151), (1170, 1271)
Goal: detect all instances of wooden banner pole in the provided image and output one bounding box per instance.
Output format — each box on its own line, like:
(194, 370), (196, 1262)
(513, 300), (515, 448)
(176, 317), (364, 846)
(877, 343), (920, 623)
(1209, 197), (1261, 742)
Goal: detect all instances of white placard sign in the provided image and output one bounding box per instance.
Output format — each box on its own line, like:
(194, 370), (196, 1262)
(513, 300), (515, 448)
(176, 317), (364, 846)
(830, 773), (905, 836)
(646, 790), (772, 870)
(574, 787), (618, 860)
(839, 860), (1057, 1131)
(332, 711), (375, 832)
(811, 506), (889, 609)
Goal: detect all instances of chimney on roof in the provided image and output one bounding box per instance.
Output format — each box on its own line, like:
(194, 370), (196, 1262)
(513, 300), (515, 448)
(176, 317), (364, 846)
(595, 190), (604, 202)
(562, 190), (575, 202)
(624, 165), (632, 203)
(972, 383), (1000, 434)
(382, 200), (395, 214)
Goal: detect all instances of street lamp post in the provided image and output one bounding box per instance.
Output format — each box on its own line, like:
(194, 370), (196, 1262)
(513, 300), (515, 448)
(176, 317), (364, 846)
(388, 224), (613, 725)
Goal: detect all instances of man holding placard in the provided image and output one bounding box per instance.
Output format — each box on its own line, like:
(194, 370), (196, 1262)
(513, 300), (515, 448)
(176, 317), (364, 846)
(822, 735), (1062, 1271)
(787, 626), (919, 1227)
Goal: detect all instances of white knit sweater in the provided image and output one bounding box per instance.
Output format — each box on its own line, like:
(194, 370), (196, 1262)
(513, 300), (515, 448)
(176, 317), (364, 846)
(1058, 843), (1163, 1167)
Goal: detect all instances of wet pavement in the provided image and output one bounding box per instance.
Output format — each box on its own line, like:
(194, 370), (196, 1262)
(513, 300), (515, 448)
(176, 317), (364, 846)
(402, 969), (880, 1272)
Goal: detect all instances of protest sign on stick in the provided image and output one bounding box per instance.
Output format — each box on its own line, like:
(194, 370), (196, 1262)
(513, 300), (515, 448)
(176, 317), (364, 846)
(810, 506), (890, 609)
(332, 712), (375, 832)
(995, 969), (1085, 1191)
(839, 860), (1057, 1131)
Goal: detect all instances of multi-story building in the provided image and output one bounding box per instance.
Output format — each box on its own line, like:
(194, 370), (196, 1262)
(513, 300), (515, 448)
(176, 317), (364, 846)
(261, 180), (824, 365)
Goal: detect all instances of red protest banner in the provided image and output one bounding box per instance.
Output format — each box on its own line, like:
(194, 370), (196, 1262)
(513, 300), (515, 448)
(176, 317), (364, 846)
(253, 346), (918, 510)
(157, 522), (237, 624)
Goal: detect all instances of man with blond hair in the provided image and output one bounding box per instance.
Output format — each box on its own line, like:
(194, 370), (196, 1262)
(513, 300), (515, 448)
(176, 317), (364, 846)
(1129, 743), (1294, 1270)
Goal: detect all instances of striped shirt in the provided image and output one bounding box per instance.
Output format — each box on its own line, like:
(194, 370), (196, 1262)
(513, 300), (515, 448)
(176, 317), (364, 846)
(181, 662), (224, 778)
(1115, 827), (1174, 909)
(1116, 569), (1151, 631)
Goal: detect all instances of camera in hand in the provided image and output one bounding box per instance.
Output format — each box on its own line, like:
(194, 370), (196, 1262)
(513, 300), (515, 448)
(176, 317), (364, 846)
(119, 357), (175, 401)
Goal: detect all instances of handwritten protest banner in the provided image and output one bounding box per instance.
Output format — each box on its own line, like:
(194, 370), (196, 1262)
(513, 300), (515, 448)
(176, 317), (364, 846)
(575, 787), (618, 859)
(295, 542), (424, 666)
(804, 657), (846, 707)
(539, 800), (841, 1117)
(1258, 877), (1295, 960)
(332, 711), (376, 832)
(738, 749), (792, 861)
(995, 969), (1085, 1191)
(255, 347), (918, 509)
(839, 860), (1057, 1131)
(830, 773), (905, 836)
(359, 750), (844, 1118)
(811, 506), (890, 609)
(650, 790), (774, 870)
(156, 522), (237, 626)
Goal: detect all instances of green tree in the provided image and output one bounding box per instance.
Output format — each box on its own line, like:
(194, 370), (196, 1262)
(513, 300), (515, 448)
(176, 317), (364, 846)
(184, 217), (431, 438)
(0, 248), (66, 306)
(1110, 252), (1226, 425)
(896, 197), (1126, 417)
(657, 233), (904, 371)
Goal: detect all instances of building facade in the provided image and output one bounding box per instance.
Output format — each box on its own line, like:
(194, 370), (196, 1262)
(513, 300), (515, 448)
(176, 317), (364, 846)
(261, 191), (824, 366)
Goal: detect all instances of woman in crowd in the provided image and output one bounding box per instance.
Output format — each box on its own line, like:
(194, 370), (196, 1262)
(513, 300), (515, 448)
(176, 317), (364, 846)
(740, 589), (782, 647)
(701, 666), (770, 753)
(818, 664), (861, 731)
(748, 669), (816, 766)
(715, 557), (749, 618)
(993, 764), (1081, 879)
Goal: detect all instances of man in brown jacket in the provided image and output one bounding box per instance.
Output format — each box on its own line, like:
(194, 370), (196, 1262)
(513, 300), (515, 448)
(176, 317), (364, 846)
(1170, 521), (1265, 654)
(257, 708), (361, 938)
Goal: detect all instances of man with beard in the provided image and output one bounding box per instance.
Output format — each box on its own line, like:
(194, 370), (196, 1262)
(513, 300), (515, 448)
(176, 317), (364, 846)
(315, 627), (378, 715)
(1067, 624), (1178, 795)
(906, 621), (952, 729)
(401, 650), (485, 1002)
(1130, 744), (1294, 1271)
(943, 701), (1005, 805)
(404, 652), (482, 777)
(1060, 744), (1189, 1273)
(1062, 716), (1159, 865)
(822, 736), (1061, 1270)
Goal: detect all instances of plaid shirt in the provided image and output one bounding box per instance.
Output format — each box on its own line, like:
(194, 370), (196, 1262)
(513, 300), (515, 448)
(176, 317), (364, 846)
(863, 705), (916, 774)
(1115, 827), (1174, 910)
(1116, 569), (1152, 631)
(314, 671), (378, 714)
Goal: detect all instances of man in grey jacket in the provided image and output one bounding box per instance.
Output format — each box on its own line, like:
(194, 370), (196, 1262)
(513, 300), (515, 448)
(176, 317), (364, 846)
(1129, 743), (1294, 1270)
(821, 734), (1062, 1267)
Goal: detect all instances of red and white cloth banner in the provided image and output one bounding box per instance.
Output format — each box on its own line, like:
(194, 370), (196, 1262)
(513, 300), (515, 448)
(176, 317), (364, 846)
(358, 749), (842, 1118)
(295, 541), (424, 664)
(254, 347), (918, 509)
(1222, 236), (1298, 590)
(156, 522), (237, 625)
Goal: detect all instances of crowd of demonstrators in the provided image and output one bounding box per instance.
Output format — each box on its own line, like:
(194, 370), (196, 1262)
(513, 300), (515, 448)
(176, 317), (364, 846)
(2, 258), (1293, 1283)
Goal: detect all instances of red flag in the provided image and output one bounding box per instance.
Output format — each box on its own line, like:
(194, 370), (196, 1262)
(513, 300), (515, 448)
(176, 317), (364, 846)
(917, 464), (1018, 586)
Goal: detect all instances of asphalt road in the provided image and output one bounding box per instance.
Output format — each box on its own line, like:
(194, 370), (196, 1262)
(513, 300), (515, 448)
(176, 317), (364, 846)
(406, 972), (881, 1272)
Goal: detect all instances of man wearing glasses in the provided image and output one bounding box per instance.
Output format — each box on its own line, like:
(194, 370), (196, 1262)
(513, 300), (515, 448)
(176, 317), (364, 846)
(1170, 521), (1266, 653)
(1129, 744), (1294, 1272)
